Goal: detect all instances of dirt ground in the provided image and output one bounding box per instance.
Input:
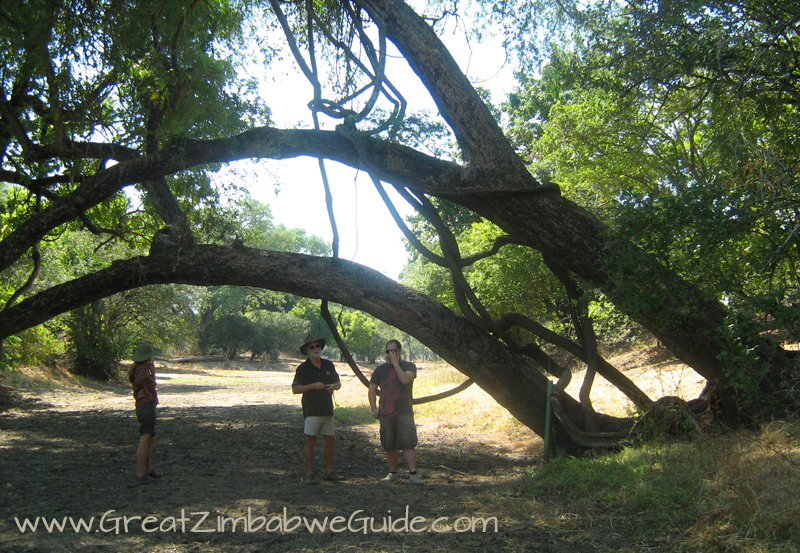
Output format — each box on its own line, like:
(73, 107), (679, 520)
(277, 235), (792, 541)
(0, 351), (704, 553)
(0, 358), (568, 553)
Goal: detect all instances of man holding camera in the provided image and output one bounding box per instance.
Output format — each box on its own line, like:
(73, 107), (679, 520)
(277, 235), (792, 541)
(368, 339), (422, 484)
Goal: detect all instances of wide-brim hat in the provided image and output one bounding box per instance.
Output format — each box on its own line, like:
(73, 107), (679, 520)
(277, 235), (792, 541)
(132, 343), (163, 363)
(299, 335), (325, 355)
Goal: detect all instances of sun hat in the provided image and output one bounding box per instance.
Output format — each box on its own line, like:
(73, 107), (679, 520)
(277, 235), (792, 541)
(132, 343), (163, 363)
(299, 335), (325, 355)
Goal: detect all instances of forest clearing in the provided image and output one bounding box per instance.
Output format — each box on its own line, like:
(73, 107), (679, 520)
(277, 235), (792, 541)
(1, 344), (798, 553)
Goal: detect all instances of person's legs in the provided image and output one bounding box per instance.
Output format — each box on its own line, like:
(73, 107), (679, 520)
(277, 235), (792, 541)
(322, 434), (336, 474)
(380, 414), (400, 472)
(402, 448), (417, 472)
(137, 433), (153, 477)
(386, 448), (399, 472)
(317, 416), (337, 475)
(396, 414), (418, 471)
(304, 435), (317, 476)
(303, 416), (327, 478)
(135, 401), (157, 479)
(396, 414), (421, 483)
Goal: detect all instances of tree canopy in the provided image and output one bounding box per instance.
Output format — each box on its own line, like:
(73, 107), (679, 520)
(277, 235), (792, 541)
(1, 0), (798, 453)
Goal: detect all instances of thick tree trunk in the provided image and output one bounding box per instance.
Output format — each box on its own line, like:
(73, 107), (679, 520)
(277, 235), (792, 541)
(0, 245), (634, 453)
(358, 0), (743, 408)
(0, 124), (767, 415)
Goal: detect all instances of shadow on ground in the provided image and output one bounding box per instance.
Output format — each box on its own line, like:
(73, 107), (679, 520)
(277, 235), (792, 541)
(0, 394), (593, 553)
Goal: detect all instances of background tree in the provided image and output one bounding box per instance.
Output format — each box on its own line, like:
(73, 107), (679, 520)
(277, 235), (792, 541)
(201, 314), (259, 360)
(247, 310), (309, 357)
(192, 196), (330, 353)
(1, 226), (197, 375)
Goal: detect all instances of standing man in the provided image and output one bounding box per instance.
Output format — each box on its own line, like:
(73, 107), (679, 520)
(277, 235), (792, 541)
(292, 335), (343, 484)
(369, 339), (422, 484)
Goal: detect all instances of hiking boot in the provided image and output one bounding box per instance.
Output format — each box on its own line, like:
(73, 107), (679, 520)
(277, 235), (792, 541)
(381, 472), (398, 483)
(409, 474), (423, 485)
(322, 472), (344, 481)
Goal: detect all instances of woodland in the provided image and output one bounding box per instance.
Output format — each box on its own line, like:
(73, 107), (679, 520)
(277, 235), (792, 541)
(1, 0), (799, 455)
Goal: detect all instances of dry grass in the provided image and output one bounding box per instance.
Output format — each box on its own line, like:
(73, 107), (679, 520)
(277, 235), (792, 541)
(330, 361), (541, 457)
(566, 342), (708, 416)
(513, 421), (800, 552)
(330, 351), (800, 552)
(688, 420), (800, 549)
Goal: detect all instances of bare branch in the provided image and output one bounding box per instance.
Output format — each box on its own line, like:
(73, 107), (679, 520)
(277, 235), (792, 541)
(459, 235), (526, 266)
(497, 311), (653, 410)
(4, 234), (41, 309)
(321, 299), (370, 387)
(369, 173), (447, 267)
(413, 378), (474, 404)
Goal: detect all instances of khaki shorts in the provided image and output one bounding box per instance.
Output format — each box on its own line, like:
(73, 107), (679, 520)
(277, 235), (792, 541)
(379, 413), (417, 450)
(304, 415), (335, 437)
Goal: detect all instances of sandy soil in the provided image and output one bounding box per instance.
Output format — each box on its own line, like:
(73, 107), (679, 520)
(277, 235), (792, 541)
(0, 358), (600, 553)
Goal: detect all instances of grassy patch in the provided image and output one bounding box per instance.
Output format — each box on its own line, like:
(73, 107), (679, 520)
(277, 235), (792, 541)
(412, 364), (529, 435)
(333, 405), (374, 426)
(524, 420), (800, 552)
(1, 363), (125, 394)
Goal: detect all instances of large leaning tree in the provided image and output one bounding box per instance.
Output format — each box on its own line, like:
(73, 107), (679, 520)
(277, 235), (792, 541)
(0, 0), (797, 453)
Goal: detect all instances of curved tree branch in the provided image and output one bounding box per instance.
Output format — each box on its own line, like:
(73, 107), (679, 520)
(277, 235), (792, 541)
(369, 173), (447, 266)
(0, 127), (465, 273)
(546, 257), (601, 431)
(412, 379), (474, 404)
(0, 117), (740, 400)
(0, 244), (634, 453)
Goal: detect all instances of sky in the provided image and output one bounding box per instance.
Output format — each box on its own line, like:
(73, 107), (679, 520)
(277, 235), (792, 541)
(239, 11), (518, 281)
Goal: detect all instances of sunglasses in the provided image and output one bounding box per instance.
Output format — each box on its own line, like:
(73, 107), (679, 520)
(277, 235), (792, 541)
(307, 344), (322, 350)
(386, 348), (398, 354)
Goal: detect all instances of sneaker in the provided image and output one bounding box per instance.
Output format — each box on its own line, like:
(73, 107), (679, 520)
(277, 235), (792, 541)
(303, 475), (318, 485)
(147, 470), (162, 479)
(409, 474), (423, 485)
(322, 472), (344, 481)
(381, 472), (398, 483)
(136, 474), (155, 485)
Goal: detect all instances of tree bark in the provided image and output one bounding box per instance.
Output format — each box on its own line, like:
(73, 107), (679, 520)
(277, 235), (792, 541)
(357, 0), (748, 411)
(0, 122), (764, 413)
(0, 245), (630, 453)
